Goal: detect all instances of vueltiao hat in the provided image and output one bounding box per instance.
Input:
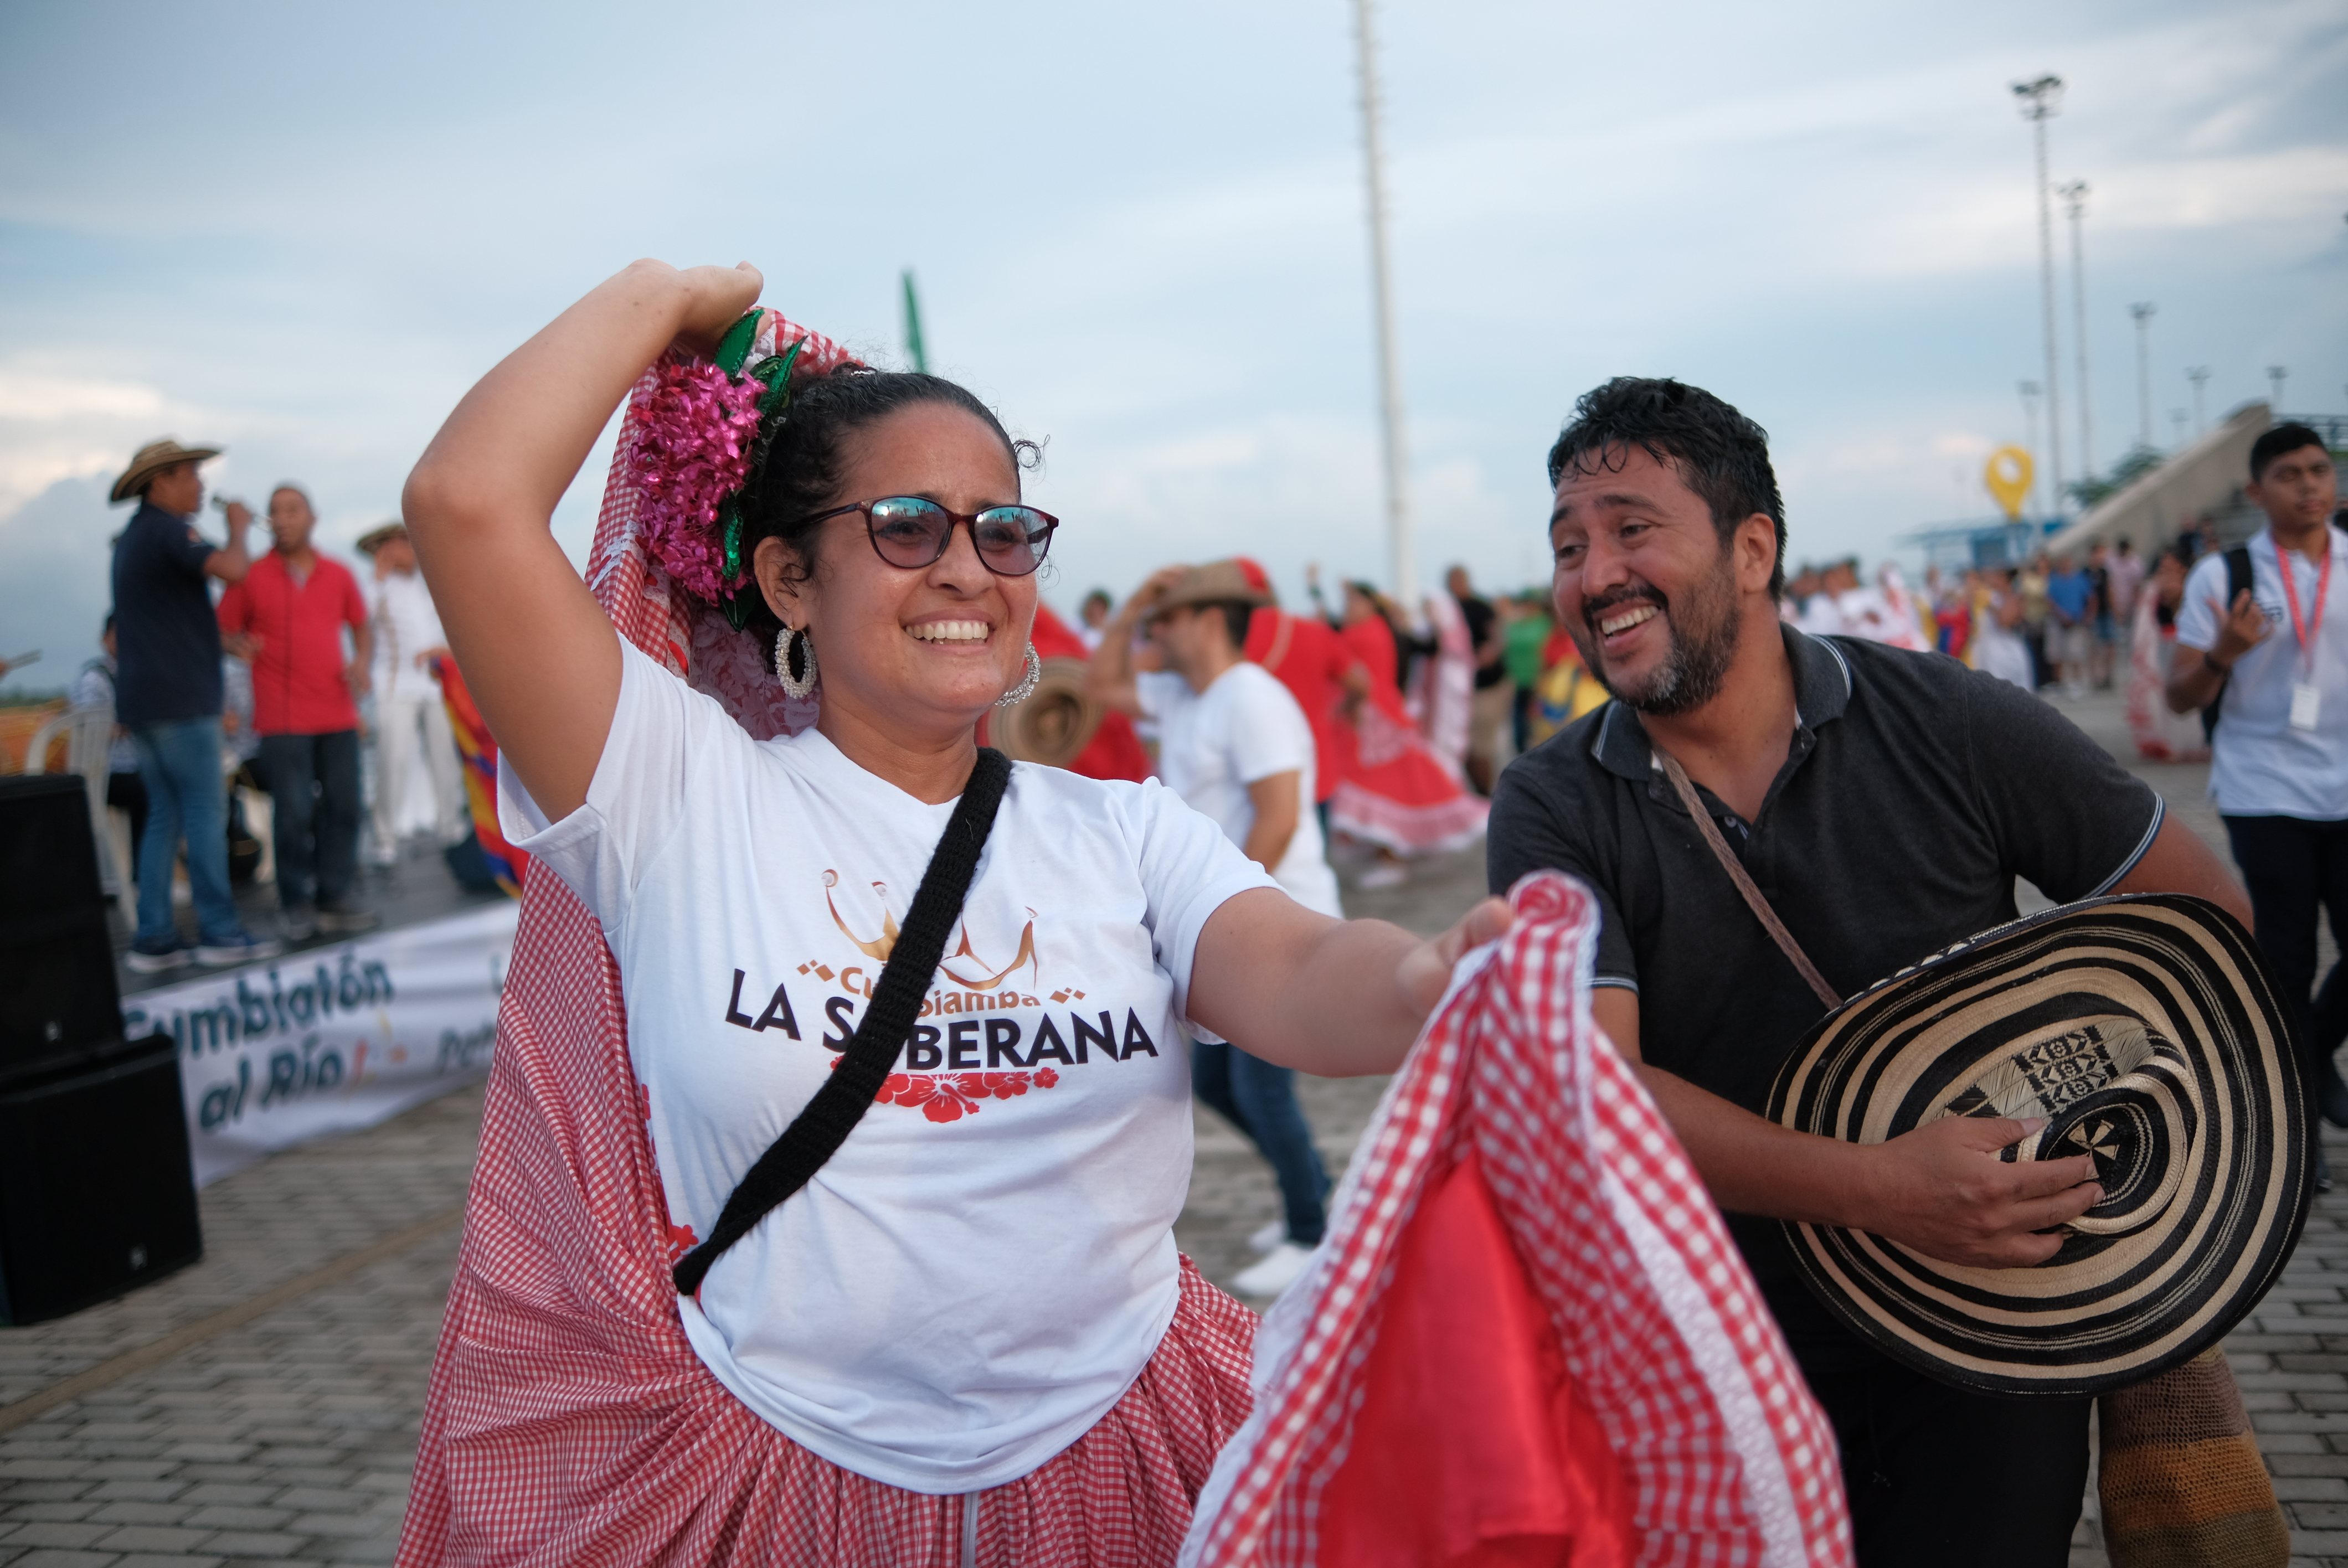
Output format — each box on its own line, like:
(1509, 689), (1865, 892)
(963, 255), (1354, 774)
(1766, 893), (2311, 1397)
(112, 439), (222, 504)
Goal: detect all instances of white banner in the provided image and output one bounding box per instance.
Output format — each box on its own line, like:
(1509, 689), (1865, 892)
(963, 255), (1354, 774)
(121, 901), (520, 1187)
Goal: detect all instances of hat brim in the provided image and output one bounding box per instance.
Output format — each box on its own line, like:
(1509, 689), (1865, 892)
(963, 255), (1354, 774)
(1767, 893), (2310, 1397)
(110, 446), (221, 504)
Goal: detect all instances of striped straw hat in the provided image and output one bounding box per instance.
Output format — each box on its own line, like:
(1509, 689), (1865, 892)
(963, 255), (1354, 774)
(1767, 893), (2311, 1397)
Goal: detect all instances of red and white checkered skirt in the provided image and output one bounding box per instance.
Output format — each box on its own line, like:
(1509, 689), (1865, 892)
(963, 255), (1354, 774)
(1180, 871), (1853, 1567)
(397, 321), (1256, 1566)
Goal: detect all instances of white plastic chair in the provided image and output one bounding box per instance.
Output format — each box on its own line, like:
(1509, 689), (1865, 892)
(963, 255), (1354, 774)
(29, 704), (124, 897)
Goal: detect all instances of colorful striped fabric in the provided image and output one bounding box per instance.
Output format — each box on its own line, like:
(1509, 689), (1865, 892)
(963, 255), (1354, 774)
(2098, 1348), (2289, 1567)
(432, 654), (528, 896)
(1180, 870), (1853, 1568)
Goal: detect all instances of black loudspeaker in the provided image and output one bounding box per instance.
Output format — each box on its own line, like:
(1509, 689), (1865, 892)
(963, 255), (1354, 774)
(0, 773), (124, 1079)
(0, 1036), (203, 1324)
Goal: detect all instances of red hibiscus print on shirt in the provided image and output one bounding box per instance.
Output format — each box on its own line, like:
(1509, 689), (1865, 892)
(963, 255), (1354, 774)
(872, 1069), (1062, 1123)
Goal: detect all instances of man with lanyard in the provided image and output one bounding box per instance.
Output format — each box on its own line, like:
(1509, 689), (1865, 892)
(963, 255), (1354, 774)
(1488, 377), (2250, 1566)
(2170, 424), (2348, 1184)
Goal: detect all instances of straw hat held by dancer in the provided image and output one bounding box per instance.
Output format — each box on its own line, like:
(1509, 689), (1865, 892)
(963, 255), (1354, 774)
(397, 259), (1507, 1564)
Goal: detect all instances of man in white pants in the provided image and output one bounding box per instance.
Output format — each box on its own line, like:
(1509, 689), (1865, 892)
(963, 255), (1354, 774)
(1089, 559), (1344, 1298)
(359, 522), (464, 864)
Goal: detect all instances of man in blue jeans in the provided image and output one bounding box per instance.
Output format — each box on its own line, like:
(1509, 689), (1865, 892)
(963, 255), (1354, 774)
(1089, 560), (1343, 1297)
(109, 440), (283, 972)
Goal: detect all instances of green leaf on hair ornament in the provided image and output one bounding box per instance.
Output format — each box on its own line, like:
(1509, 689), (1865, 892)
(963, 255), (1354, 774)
(751, 337), (806, 416)
(713, 310), (763, 378)
(718, 499), (751, 630)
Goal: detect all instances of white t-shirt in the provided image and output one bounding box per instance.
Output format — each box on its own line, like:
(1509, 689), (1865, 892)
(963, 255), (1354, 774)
(2176, 526), (2348, 819)
(499, 640), (1275, 1493)
(369, 570), (449, 704)
(1135, 663), (1342, 919)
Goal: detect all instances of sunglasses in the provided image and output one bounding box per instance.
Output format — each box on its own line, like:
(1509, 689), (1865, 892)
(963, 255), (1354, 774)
(797, 497), (1058, 577)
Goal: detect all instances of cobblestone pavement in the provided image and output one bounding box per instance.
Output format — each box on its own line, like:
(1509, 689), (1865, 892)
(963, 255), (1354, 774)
(10, 685), (2348, 1566)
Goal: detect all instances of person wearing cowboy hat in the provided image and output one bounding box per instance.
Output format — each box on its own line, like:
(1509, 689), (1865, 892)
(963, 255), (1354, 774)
(356, 519), (464, 865)
(1088, 560), (1343, 1298)
(109, 439), (282, 972)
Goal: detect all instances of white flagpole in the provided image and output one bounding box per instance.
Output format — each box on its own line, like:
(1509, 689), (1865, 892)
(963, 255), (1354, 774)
(1352, 0), (1415, 606)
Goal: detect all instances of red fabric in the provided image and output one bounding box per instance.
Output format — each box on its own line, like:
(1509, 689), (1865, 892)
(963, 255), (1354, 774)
(400, 314), (1254, 1567)
(215, 550), (368, 734)
(1179, 872), (1851, 1568)
(1325, 615), (1486, 853)
(1540, 625), (1577, 672)
(1315, 1151), (1634, 1568)
(1244, 610), (1360, 805)
(1030, 603), (1150, 783)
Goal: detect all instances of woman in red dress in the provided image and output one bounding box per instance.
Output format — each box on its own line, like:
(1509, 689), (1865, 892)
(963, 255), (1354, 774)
(1327, 583), (1487, 881)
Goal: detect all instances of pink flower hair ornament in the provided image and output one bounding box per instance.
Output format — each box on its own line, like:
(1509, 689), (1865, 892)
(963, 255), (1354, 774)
(622, 310), (858, 630)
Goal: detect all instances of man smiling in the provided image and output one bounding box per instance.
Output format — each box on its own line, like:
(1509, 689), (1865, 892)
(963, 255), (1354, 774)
(1487, 378), (2251, 1565)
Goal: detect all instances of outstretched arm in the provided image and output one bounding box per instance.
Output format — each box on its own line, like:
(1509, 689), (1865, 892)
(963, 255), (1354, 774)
(1187, 888), (1512, 1076)
(402, 259), (763, 821)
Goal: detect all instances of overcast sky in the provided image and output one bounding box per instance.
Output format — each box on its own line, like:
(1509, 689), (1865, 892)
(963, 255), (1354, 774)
(2, 0), (2342, 694)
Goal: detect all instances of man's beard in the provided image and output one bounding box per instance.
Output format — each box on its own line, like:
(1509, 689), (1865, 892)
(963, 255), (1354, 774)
(1574, 558), (1743, 717)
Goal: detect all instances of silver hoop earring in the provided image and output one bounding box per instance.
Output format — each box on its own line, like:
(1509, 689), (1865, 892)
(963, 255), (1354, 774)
(775, 626), (818, 700)
(995, 642), (1042, 708)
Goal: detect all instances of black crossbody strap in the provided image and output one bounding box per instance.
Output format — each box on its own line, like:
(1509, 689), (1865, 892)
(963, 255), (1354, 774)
(671, 747), (1014, 1296)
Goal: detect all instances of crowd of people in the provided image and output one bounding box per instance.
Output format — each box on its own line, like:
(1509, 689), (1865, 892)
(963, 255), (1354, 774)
(61, 252), (2346, 1568)
(87, 440), (477, 972)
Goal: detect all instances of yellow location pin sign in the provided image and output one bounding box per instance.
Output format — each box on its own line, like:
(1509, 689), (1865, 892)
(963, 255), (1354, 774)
(1985, 446), (2034, 521)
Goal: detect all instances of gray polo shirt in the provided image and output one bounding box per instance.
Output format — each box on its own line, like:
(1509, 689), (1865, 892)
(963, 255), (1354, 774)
(1489, 626), (2163, 1355)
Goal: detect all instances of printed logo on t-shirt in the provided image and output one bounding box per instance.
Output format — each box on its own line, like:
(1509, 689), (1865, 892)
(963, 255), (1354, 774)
(715, 866), (1165, 1125)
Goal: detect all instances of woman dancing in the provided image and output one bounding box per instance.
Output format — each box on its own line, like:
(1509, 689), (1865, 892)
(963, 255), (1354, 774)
(1325, 581), (1489, 886)
(392, 260), (1504, 1567)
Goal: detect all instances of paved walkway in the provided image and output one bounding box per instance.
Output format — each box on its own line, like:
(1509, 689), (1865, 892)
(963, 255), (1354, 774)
(7, 685), (2347, 1566)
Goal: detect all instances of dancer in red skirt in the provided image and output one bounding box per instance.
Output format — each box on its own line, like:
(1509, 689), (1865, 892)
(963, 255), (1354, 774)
(1327, 582), (1489, 884)
(392, 260), (1506, 1567)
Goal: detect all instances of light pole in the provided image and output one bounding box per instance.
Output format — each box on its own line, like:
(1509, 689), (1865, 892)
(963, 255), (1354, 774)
(2014, 76), (2067, 513)
(2187, 366), (2211, 436)
(2019, 380), (2045, 520)
(2268, 366), (2289, 411)
(2172, 409), (2189, 449)
(2059, 179), (2095, 479)
(1351, 0), (1414, 606)
(2129, 303), (2155, 451)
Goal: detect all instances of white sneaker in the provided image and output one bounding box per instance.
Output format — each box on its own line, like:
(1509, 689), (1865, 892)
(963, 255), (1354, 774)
(1247, 1220), (1286, 1255)
(1356, 862), (1408, 890)
(1230, 1241), (1315, 1298)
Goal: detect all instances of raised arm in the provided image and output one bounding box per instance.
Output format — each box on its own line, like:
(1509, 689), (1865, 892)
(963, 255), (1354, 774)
(204, 501), (255, 584)
(1083, 566), (1185, 718)
(401, 260), (761, 820)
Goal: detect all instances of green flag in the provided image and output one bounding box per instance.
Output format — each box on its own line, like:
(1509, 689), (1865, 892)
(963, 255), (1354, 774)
(902, 270), (927, 374)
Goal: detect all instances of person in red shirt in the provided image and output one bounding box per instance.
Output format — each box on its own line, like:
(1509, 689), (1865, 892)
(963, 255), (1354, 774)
(217, 485), (380, 938)
(1236, 558), (1371, 840)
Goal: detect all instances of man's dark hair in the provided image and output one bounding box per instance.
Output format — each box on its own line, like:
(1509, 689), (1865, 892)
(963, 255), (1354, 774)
(2252, 423), (2330, 482)
(1545, 377), (1787, 599)
(1209, 602), (1253, 649)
